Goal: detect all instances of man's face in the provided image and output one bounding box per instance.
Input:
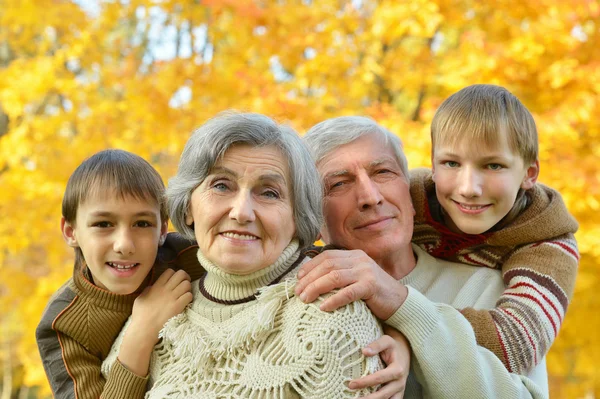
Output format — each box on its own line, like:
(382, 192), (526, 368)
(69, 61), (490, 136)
(317, 134), (415, 265)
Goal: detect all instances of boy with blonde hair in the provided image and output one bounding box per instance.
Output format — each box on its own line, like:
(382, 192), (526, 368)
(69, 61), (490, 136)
(36, 149), (203, 399)
(411, 84), (579, 373)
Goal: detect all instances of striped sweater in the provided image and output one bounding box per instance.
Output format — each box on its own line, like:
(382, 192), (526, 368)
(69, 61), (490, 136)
(35, 233), (204, 399)
(410, 168), (579, 374)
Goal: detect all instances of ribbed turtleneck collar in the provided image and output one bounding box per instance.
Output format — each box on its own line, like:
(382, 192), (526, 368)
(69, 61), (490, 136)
(196, 239), (301, 303)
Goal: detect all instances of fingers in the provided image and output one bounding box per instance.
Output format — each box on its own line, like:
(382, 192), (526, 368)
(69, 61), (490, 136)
(362, 335), (396, 357)
(350, 355), (402, 389)
(164, 269), (191, 290)
(154, 267), (176, 285)
(357, 379), (406, 399)
(295, 251), (354, 295)
(171, 277), (192, 299)
(175, 291), (193, 310)
(319, 284), (370, 311)
(298, 267), (359, 304)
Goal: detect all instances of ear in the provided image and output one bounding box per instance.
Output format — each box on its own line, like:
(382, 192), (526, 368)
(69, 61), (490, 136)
(521, 160), (540, 190)
(185, 209), (194, 226)
(61, 217), (79, 248)
(319, 228), (330, 245)
(159, 220), (168, 246)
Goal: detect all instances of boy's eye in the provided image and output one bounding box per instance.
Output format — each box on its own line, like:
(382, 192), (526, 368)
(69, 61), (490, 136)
(487, 163), (503, 170)
(135, 220), (153, 228)
(92, 221), (112, 228)
(443, 161), (459, 168)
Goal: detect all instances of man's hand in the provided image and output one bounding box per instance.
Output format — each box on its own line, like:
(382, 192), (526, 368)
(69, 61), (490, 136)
(350, 326), (411, 399)
(118, 269), (193, 377)
(295, 250), (408, 320)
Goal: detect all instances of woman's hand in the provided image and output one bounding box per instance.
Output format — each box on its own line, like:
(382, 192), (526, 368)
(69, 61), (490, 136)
(350, 326), (411, 399)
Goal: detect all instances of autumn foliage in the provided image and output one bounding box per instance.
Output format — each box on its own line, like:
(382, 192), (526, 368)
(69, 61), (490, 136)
(0, 0), (599, 397)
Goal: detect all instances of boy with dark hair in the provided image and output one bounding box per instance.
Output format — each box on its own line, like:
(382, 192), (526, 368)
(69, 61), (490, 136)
(36, 149), (203, 399)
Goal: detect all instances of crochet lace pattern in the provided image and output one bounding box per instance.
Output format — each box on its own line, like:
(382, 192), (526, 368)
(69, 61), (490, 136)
(103, 247), (383, 398)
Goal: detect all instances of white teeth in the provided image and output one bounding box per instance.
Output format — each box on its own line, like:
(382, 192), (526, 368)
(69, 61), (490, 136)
(460, 204), (486, 210)
(221, 232), (258, 240)
(107, 262), (138, 270)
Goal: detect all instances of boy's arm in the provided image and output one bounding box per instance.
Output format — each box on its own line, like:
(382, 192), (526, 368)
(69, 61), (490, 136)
(460, 233), (579, 373)
(35, 285), (148, 399)
(385, 287), (548, 399)
(160, 232), (204, 280)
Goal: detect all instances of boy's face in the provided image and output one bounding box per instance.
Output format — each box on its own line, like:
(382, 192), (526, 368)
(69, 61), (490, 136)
(61, 192), (168, 295)
(432, 134), (539, 235)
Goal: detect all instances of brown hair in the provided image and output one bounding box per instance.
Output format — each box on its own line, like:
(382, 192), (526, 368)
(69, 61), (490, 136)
(431, 84), (538, 164)
(62, 149), (167, 265)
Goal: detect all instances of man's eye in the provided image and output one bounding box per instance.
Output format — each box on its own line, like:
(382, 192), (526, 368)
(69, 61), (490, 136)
(330, 181), (345, 189)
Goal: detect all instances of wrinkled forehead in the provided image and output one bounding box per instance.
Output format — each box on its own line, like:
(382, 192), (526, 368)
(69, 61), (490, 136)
(319, 135), (397, 173)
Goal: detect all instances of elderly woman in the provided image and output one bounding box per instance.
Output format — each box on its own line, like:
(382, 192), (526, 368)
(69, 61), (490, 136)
(102, 112), (390, 398)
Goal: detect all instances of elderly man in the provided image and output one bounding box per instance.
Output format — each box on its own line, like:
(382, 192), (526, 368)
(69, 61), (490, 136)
(295, 116), (548, 398)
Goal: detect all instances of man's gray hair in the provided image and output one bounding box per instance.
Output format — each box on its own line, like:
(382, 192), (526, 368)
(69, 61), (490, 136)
(168, 111), (322, 248)
(303, 116), (409, 182)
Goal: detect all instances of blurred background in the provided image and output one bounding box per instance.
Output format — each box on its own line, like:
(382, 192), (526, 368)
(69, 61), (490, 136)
(0, 0), (599, 397)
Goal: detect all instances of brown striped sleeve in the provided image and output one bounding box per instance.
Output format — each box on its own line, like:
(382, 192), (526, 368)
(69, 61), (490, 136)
(460, 233), (579, 373)
(36, 275), (149, 399)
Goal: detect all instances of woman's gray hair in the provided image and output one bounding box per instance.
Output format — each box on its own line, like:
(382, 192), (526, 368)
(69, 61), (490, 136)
(303, 116), (409, 182)
(168, 111), (322, 248)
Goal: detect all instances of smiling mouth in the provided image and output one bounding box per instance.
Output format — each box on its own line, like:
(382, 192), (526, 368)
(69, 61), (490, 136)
(453, 201), (491, 212)
(355, 217), (392, 230)
(220, 232), (259, 240)
(106, 262), (139, 270)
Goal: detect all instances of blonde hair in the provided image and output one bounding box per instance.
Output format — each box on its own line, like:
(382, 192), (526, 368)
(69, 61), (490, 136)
(431, 84), (538, 164)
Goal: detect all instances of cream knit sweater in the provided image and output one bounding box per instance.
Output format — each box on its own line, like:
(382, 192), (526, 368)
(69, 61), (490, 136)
(103, 240), (383, 398)
(388, 245), (549, 399)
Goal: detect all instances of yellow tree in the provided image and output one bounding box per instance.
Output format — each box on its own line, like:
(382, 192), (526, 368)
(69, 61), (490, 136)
(0, 0), (598, 397)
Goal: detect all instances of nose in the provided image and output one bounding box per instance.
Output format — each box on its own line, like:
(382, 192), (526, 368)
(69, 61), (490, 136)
(457, 167), (483, 198)
(229, 191), (256, 223)
(113, 228), (135, 255)
(356, 173), (383, 210)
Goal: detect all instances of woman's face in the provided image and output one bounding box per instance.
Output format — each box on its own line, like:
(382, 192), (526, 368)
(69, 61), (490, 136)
(186, 145), (296, 274)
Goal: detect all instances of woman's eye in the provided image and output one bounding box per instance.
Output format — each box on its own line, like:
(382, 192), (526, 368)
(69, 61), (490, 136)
(262, 190), (280, 199)
(212, 182), (229, 191)
(443, 161), (459, 168)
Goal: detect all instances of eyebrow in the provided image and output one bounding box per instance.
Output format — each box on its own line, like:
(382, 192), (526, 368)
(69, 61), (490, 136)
(369, 158), (397, 168)
(210, 167), (286, 184)
(89, 211), (158, 218)
(436, 151), (510, 162)
(324, 158), (397, 179)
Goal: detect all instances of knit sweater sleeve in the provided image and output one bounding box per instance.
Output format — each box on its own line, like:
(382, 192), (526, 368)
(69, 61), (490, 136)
(35, 277), (148, 399)
(385, 287), (548, 399)
(461, 232), (579, 374)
